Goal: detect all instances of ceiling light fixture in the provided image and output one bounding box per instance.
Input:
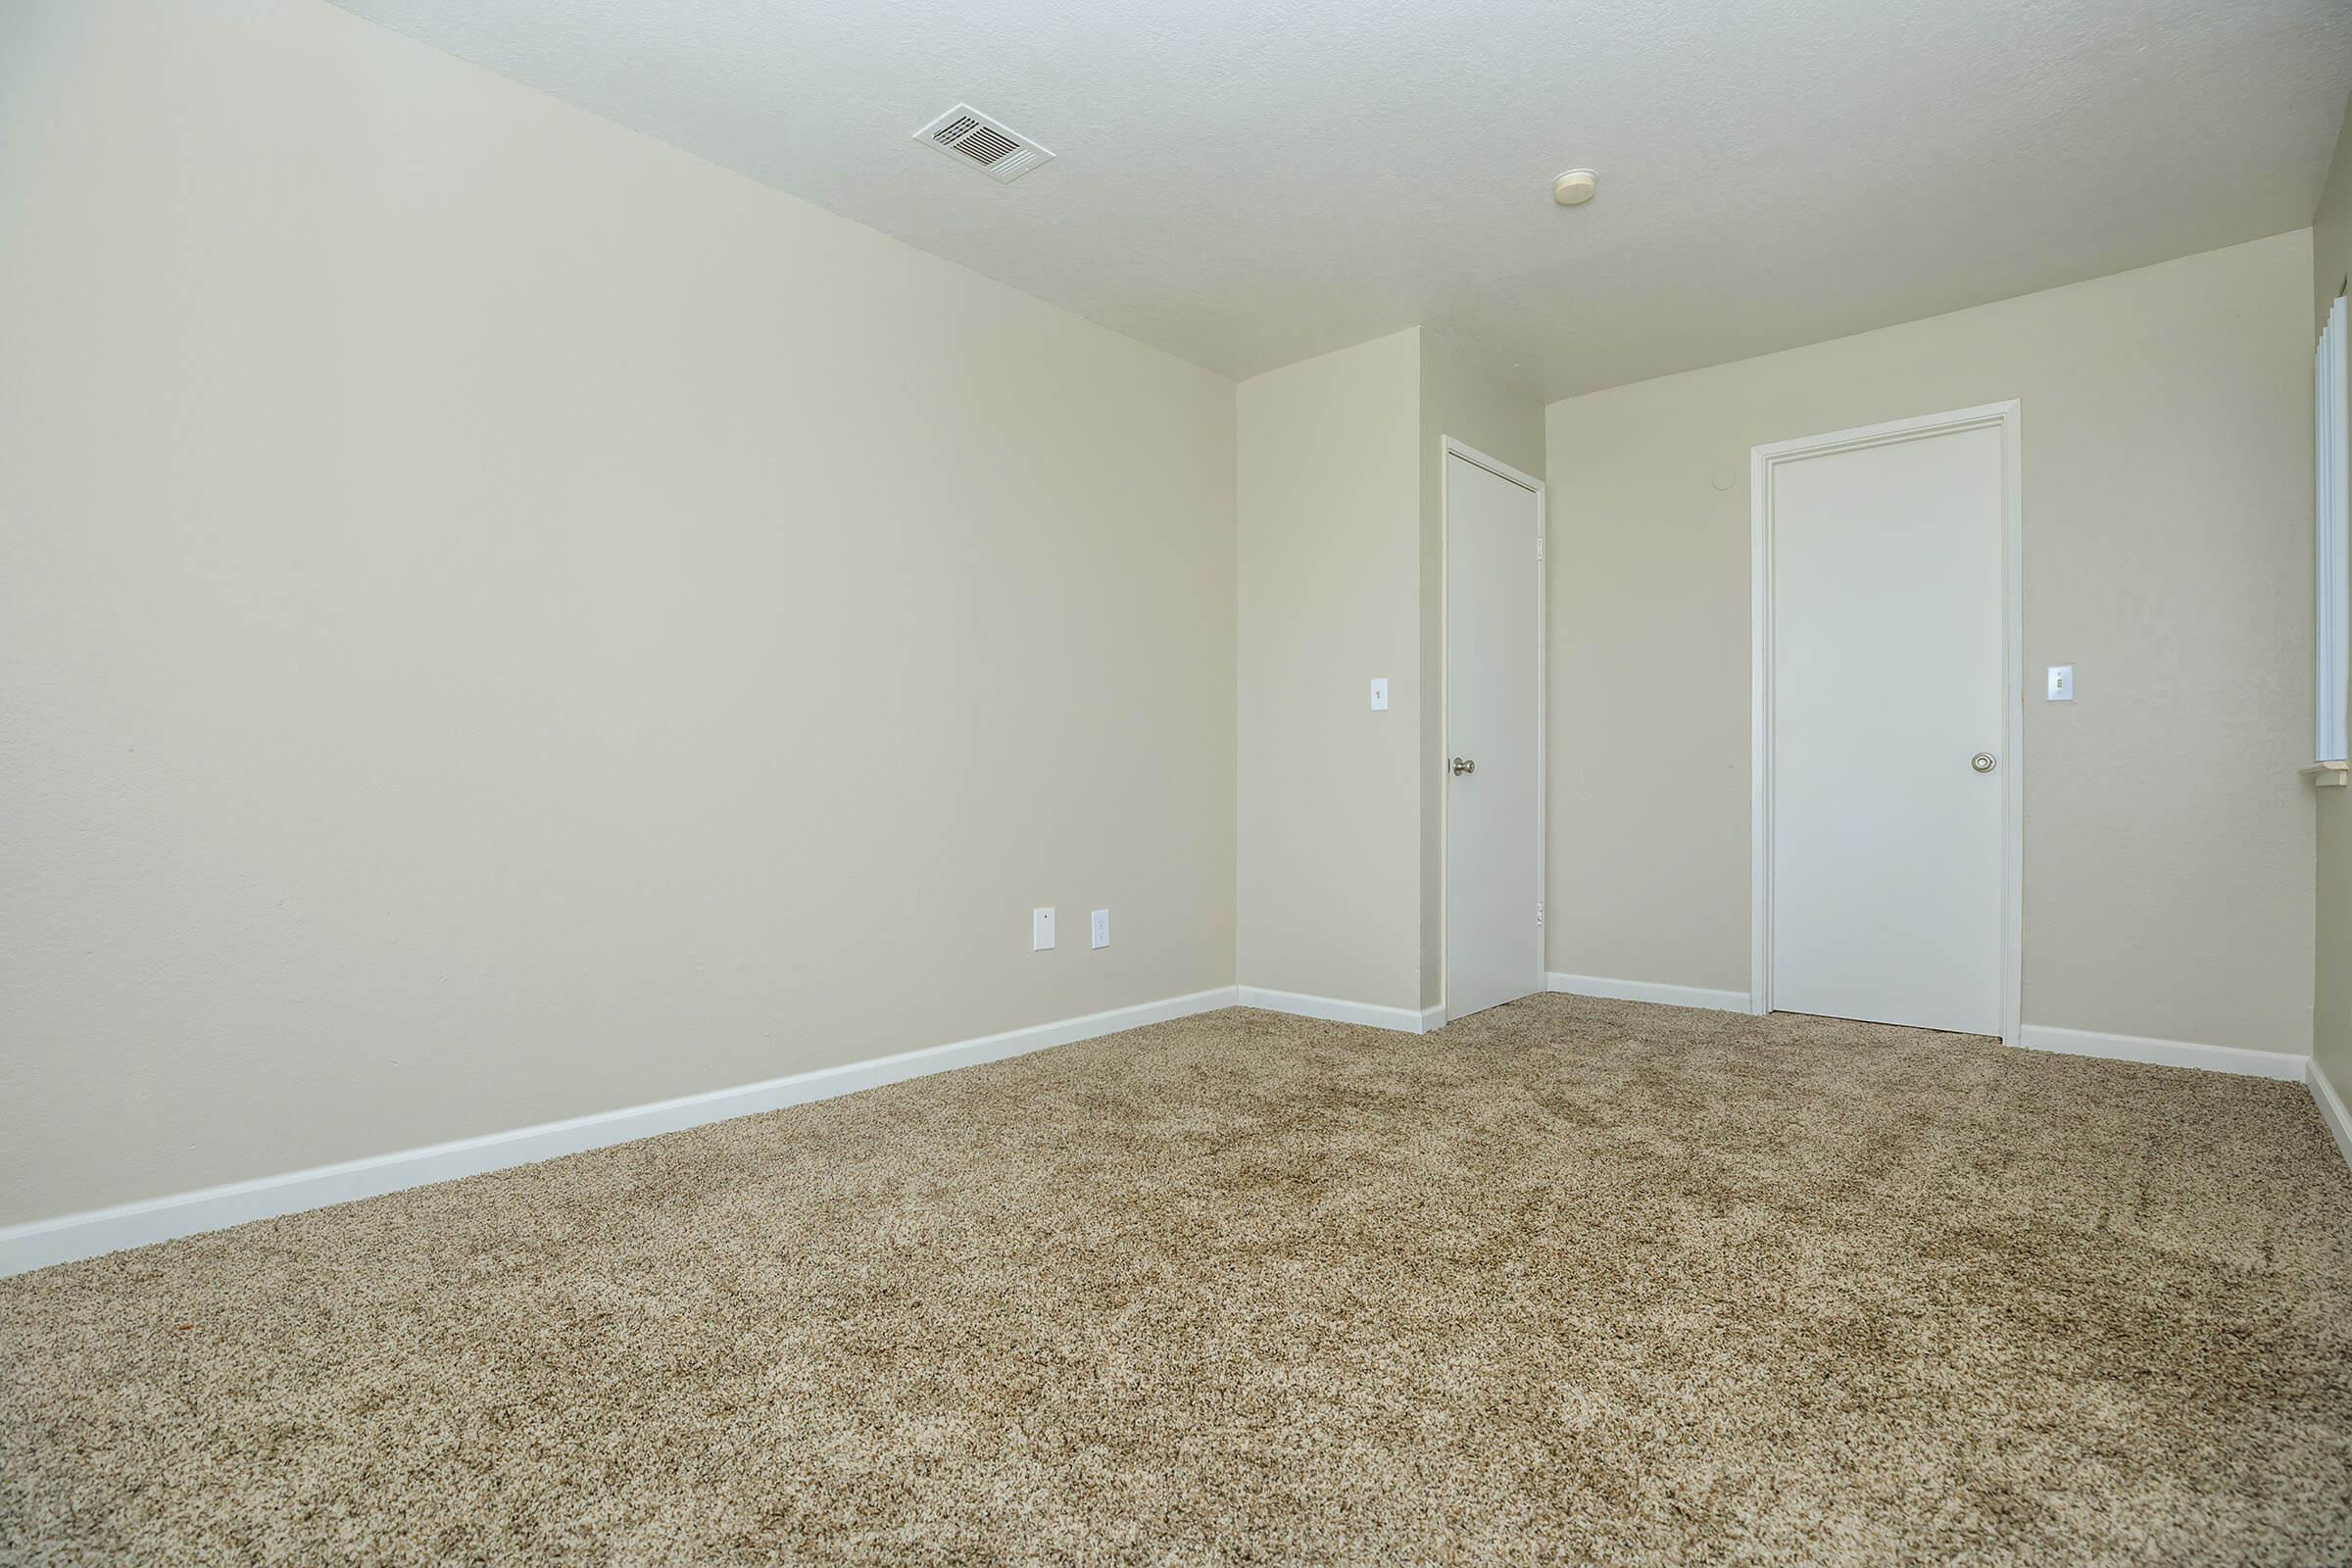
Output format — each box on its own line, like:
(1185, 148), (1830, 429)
(1553, 169), (1598, 207)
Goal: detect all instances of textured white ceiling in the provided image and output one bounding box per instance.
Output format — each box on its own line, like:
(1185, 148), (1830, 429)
(328, 0), (2352, 400)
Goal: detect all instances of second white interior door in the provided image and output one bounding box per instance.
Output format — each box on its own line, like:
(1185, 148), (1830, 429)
(1766, 417), (2009, 1036)
(1445, 447), (1543, 1022)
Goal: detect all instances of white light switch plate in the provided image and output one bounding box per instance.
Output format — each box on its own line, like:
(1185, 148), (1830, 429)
(1032, 907), (1055, 951)
(1090, 908), (1109, 949)
(1369, 677), (1389, 711)
(2046, 664), (2075, 702)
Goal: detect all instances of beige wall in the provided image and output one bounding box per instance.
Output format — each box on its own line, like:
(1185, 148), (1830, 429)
(1, 0), (2326, 1234)
(1235, 329), (1540, 1015)
(1418, 338), (1545, 1010)
(1545, 232), (2318, 1054)
(2315, 93), (2352, 1095)
(2315, 95), (2352, 328)
(1236, 331), (1424, 1009)
(0, 0), (1238, 1225)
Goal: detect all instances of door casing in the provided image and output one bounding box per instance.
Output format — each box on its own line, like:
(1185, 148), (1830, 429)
(1748, 400), (2024, 1044)
(1440, 436), (1546, 1022)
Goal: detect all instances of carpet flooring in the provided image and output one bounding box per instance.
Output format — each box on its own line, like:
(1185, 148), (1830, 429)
(3, 996), (2349, 1566)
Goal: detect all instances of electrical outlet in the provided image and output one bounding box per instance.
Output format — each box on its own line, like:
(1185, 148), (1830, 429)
(1091, 908), (1109, 949)
(1032, 907), (1055, 951)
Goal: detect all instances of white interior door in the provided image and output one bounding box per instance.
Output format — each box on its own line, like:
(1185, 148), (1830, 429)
(1445, 447), (1543, 1021)
(1765, 418), (2009, 1036)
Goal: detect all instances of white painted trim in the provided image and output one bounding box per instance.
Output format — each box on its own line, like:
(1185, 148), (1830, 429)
(1440, 435), (1547, 1024)
(2316, 293), (2349, 765)
(1546, 973), (1752, 1013)
(0, 986), (1241, 1279)
(1442, 437), (1544, 497)
(1237, 986), (1436, 1034)
(1750, 400), (2026, 1045)
(2309, 1056), (2352, 1173)
(2016, 1024), (2306, 1081)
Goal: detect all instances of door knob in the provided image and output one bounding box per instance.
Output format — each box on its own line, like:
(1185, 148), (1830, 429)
(1451, 757), (1476, 775)
(1971, 753), (1997, 773)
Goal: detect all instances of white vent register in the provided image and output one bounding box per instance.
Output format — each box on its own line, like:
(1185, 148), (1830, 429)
(915, 104), (1054, 183)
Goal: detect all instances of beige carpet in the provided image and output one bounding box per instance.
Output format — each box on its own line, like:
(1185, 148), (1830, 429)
(4, 996), (2349, 1566)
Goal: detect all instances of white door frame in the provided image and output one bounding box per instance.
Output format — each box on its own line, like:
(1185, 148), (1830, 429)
(1440, 436), (1546, 1020)
(1748, 400), (2024, 1044)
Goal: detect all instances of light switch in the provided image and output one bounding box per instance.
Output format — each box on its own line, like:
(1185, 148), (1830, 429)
(2046, 664), (2075, 702)
(1369, 677), (1389, 711)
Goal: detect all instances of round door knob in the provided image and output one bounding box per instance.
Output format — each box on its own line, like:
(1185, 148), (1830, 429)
(1972, 753), (1997, 773)
(1451, 757), (1476, 775)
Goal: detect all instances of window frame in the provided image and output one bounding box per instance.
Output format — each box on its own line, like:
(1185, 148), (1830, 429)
(2318, 292), (2349, 765)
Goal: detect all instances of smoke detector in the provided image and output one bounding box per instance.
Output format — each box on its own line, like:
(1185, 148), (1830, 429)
(1553, 169), (1598, 207)
(914, 104), (1054, 183)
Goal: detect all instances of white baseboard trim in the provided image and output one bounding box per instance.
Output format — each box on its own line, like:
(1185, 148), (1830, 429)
(1546, 972), (1752, 1013)
(0, 985), (1241, 1280)
(1236, 986), (1436, 1035)
(2016, 1024), (2307, 1081)
(2309, 1057), (2352, 1173)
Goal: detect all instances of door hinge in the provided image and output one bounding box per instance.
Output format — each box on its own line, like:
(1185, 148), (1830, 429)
(1536, 903), (1545, 926)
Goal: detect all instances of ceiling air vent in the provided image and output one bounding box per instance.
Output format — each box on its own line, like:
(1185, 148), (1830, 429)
(914, 104), (1054, 183)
